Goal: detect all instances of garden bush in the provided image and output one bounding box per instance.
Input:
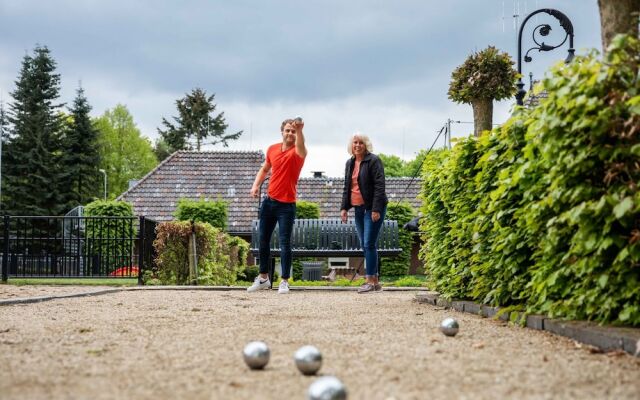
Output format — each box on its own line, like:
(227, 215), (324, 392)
(296, 200), (320, 219)
(380, 201), (415, 276)
(151, 220), (247, 285)
(174, 198), (228, 230)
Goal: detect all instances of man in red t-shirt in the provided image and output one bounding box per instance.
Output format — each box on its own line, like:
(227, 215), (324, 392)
(248, 118), (307, 294)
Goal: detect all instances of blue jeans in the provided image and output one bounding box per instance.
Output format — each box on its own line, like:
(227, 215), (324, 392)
(353, 205), (387, 277)
(259, 197), (296, 279)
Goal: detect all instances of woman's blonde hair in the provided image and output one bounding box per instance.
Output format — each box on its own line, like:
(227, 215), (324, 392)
(347, 132), (373, 156)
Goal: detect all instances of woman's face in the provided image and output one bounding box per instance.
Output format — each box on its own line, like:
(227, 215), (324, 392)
(351, 137), (366, 157)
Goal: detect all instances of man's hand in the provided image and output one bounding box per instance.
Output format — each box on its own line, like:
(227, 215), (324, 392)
(340, 209), (348, 223)
(250, 185), (259, 198)
(371, 211), (381, 222)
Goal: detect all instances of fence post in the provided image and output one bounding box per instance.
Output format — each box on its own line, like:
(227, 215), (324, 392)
(2, 215), (8, 282)
(138, 216), (145, 286)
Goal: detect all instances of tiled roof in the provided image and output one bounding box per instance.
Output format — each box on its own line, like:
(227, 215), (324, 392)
(119, 151), (423, 234)
(118, 150), (265, 234)
(297, 177), (422, 219)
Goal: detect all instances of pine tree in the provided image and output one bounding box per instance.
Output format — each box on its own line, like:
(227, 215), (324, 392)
(0, 99), (9, 212)
(158, 88), (242, 151)
(60, 86), (101, 209)
(4, 45), (65, 216)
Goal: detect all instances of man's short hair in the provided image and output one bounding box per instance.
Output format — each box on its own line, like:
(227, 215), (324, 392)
(281, 119), (295, 132)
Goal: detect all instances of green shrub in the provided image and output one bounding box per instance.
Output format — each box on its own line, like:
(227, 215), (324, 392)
(174, 198), (228, 230)
(84, 200), (136, 273)
(392, 276), (426, 287)
(151, 221), (246, 285)
(381, 201), (415, 276)
(296, 200), (320, 219)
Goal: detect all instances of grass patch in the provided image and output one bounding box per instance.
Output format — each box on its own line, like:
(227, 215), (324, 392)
(3, 278), (138, 286)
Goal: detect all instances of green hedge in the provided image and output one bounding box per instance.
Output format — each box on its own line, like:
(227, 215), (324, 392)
(174, 198), (228, 230)
(380, 201), (415, 276)
(419, 35), (640, 326)
(296, 200), (320, 219)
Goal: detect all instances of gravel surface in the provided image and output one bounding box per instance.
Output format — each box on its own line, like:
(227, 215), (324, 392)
(0, 287), (639, 399)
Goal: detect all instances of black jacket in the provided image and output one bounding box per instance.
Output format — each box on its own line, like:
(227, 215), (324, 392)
(340, 153), (388, 213)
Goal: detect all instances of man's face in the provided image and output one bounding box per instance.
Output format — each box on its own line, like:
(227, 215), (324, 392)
(282, 123), (296, 145)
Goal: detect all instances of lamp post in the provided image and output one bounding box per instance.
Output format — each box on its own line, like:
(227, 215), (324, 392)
(516, 8), (575, 106)
(98, 169), (107, 200)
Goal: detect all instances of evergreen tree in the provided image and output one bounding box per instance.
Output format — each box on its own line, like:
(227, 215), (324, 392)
(60, 86), (102, 208)
(4, 46), (65, 216)
(0, 99), (9, 212)
(158, 88), (242, 152)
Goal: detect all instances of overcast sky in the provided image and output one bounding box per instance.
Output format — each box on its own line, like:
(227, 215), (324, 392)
(0, 0), (602, 178)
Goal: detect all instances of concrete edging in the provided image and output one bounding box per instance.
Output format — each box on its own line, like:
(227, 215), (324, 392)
(415, 292), (640, 357)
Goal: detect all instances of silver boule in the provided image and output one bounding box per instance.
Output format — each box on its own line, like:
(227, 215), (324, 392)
(294, 116), (304, 123)
(294, 345), (323, 375)
(243, 341), (270, 370)
(440, 317), (459, 337)
(307, 376), (347, 400)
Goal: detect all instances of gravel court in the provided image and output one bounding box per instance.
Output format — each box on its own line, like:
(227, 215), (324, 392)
(0, 288), (638, 399)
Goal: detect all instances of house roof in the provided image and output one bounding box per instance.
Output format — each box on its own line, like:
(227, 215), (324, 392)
(119, 151), (422, 235)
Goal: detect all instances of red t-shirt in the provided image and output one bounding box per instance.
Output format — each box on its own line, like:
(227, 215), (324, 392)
(266, 143), (305, 203)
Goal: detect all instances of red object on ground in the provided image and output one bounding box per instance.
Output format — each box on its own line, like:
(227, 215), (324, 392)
(109, 266), (139, 277)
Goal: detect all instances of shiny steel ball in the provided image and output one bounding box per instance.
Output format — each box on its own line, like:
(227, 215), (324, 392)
(307, 376), (347, 400)
(243, 341), (270, 370)
(294, 345), (323, 375)
(294, 116), (304, 123)
(440, 317), (459, 337)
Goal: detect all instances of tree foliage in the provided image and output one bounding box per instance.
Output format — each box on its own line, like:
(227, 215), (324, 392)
(60, 86), (102, 209)
(95, 104), (158, 198)
(448, 46), (518, 103)
(3, 45), (66, 216)
(296, 200), (320, 219)
(157, 88), (242, 152)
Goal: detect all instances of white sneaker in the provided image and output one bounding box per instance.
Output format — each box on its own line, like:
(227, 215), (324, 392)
(278, 280), (290, 294)
(247, 276), (270, 292)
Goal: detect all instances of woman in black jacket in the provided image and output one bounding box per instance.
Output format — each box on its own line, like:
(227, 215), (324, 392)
(340, 133), (388, 293)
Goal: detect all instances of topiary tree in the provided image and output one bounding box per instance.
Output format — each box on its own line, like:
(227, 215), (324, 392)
(296, 200), (320, 219)
(448, 46), (518, 136)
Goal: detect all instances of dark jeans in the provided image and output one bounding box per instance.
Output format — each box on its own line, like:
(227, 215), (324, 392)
(259, 197), (296, 279)
(354, 205), (387, 277)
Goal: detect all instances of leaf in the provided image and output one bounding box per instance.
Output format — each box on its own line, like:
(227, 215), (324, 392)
(613, 197), (634, 219)
(597, 274), (608, 288)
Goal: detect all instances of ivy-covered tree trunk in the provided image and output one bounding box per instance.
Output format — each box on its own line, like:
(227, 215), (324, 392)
(597, 0), (640, 50)
(471, 98), (493, 137)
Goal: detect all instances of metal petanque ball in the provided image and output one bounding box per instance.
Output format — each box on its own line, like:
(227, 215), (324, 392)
(440, 317), (459, 337)
(294, 116), (304, 123)
(243, 341), (270, 370)
(294, 345), (323, 375)
(307, 376), (347, 400)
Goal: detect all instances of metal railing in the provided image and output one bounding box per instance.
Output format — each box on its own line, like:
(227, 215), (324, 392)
(1, 215), (158, 284)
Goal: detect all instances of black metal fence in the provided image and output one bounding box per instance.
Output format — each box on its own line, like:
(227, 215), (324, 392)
(1, 215), (158, 284)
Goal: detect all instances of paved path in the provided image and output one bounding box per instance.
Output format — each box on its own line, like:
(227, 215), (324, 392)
(0, 288), (638, 399)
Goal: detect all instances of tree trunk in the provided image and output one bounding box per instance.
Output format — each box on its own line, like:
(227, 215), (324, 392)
(598, 0), (640, 51)
(471, 98), (493, 137)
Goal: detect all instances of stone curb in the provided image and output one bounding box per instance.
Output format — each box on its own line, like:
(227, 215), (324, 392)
(0, 285), (430, 306)
(415, 292), (640, 357)
(0, 288), (126, 306)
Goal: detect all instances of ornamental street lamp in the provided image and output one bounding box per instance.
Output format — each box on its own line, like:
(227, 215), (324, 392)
(516, 8), (575, 106)
(99, 169), (107, 200)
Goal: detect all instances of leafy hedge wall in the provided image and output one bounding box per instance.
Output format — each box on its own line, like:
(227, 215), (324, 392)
(419, 35), (640, 325)
(84, 200), (136, 272)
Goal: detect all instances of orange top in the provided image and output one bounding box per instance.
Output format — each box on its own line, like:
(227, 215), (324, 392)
(266, 143), (305, 203)
(350, 160), (364, 206)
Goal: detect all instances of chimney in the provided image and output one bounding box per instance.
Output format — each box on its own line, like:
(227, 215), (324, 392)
(312, 171), (325, 178)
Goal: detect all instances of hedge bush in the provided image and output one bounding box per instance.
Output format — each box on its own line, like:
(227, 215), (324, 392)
(174, 198), (228, 230)
(419, 35), (640, 326)
(380, 201), (415, 276)
(296, 200), (320, 219)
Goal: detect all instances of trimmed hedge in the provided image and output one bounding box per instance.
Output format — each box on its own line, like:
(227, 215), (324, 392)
(174, 198), (228, 230)
(419, 35), (640, 326)
(380, 201), (415, 276)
